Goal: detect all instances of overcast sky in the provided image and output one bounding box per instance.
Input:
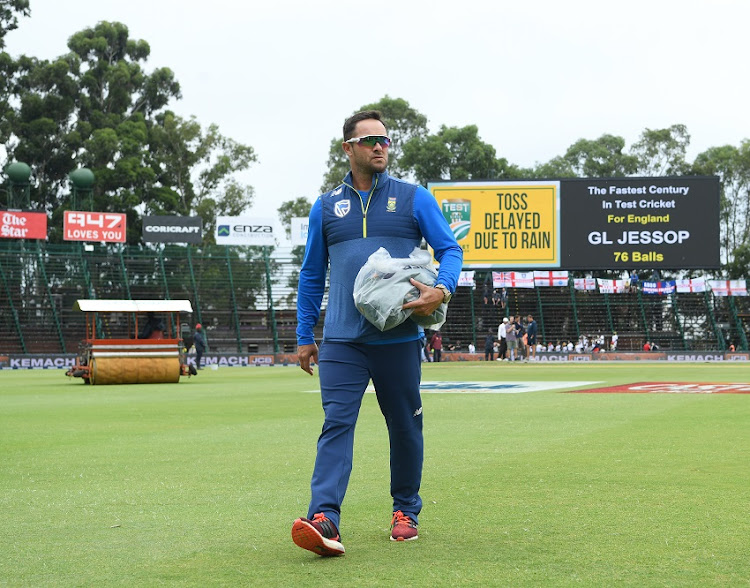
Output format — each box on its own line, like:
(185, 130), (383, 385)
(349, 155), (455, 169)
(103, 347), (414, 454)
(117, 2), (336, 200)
(5, 0), (749, 221)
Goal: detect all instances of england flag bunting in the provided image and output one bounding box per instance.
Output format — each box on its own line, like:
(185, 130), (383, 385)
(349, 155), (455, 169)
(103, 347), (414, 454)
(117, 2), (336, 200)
(492, 271), (535, 288)
(573, 278), (597, 291)
(708, 280), (748, 296)
(533, 270), (569, 287)
(492, 271), (509, 288)
(642, 280), (676, 295)
(597, 278), (628, 293)
(457, 271), (475, 288)
(675, 278), (707, 293)
(510, 272), (536, 288)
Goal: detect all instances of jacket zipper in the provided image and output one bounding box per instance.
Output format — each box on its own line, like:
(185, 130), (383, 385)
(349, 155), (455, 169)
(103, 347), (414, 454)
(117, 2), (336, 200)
(343, 176), (378, 238)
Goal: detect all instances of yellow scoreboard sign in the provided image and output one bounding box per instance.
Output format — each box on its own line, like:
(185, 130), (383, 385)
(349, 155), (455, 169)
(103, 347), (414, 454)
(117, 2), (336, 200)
(428, 181), (561, 268)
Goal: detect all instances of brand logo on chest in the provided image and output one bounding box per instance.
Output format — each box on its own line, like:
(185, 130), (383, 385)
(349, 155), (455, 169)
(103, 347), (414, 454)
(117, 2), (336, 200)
(334, 200), (351, 218)
(386, 197), (397, 213)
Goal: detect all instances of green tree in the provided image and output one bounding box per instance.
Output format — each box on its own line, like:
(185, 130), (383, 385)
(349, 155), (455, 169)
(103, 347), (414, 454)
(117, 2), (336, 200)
(5, 53), (82, 221)
(529, 155), (576, 179)
(320, 96), (429, 192)
(149, 112), (257, 242)
(0, 0), (29, 49)
(2, 21), (256, 245)
(692, 141), (750, 266)
(399, 124), (521, 185)
(562, 134), (638, 177)
(630, 124), (691, 176)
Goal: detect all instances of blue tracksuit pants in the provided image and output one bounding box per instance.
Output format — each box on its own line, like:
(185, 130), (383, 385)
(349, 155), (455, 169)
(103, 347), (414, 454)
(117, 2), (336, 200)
(307, 340), (424, 532)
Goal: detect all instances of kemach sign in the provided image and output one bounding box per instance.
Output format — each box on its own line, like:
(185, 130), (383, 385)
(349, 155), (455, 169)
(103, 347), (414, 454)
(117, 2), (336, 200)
(64, 211), (126, 243)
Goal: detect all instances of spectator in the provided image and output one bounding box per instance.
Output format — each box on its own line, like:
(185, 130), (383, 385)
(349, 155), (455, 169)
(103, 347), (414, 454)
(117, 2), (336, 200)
(611, 331), (619, 351)
(497, 317), (508, 361)
(500, 288), (508, 310)
(643, 341), (651, 351)
(468, 342), (476, 354)
(482, 283), (490, 305)
(506, 316), (518, 361)
(429, 330), (443, 362)
(629, 271), (639, 292)
(484, 330), (495, 361)
(525, 314), (538, 361)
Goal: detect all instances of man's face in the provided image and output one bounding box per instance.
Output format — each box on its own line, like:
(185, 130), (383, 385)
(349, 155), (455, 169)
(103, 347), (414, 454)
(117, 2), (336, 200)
(343, 119), (389, 176)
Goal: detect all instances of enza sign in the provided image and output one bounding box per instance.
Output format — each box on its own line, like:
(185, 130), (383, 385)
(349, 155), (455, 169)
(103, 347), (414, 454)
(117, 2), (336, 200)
(143, 215), (203, 244)
(215, 216), (277, 246)
(64, 211), (126, 243)
(560, 177), (720, 270)
(0, 210), (48, 240)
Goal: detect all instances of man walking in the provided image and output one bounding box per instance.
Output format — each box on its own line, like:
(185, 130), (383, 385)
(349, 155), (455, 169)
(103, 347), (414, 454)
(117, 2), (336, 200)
(292, 110), (463, 556)
(193, 323), (206, 370)
(484, 329), (495, 361)
(525, 314), (538, 361)
(497, 316), (508, 361)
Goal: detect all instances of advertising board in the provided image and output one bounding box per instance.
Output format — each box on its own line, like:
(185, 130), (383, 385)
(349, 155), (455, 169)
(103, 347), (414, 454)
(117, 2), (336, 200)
(64, 211), (126, 243)
(143, 215), (203, 244)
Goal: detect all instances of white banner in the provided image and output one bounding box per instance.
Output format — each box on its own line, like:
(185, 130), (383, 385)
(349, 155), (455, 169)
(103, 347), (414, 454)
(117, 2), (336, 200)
(574, 278), (596, 291)
(215, 216), (277, 246)
(457, 271), (475, 287)
(597, 278), (628, 293)
(533, 270), (569, 287)
(676, 278), (706, 293)
(290, 217), (309, 247)
(709, 279), (748, 296)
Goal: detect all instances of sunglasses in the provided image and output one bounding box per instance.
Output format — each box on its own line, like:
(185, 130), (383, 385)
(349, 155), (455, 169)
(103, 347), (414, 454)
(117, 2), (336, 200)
(345, 135), (392, 147)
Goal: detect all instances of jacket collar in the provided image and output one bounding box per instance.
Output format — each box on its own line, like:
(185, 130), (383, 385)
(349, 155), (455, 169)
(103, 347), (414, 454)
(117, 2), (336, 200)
(342, 170), (390, 192)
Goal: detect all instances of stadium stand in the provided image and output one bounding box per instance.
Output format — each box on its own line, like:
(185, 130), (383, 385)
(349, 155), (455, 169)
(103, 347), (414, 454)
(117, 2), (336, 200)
(0, 243), (747, 354)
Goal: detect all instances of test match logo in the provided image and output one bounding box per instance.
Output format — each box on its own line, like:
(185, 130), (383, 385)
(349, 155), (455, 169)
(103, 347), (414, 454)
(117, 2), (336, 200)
(442, 199), (471, 241)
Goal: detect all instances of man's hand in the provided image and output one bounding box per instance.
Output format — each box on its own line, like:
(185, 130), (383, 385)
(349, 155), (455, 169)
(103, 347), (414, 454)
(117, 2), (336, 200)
(402, 278), (444, 316)
(297, 343), (319, 376)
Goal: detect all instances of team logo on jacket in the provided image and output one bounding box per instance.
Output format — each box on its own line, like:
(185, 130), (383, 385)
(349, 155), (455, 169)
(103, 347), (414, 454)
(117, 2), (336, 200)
(386, 197), (397, 213)
(334, 200), (351, 218)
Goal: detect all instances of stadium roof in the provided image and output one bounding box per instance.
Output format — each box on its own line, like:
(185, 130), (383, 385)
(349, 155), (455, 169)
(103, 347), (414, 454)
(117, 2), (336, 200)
(74, 300), (193, 313)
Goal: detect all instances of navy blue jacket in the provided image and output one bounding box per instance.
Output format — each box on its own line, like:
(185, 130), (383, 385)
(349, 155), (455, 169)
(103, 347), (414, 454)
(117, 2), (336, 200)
(296, 171), (463, 345)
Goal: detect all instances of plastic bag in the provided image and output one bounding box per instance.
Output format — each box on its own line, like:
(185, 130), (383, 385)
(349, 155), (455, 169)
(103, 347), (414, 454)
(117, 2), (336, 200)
(353, 247), (448, 331)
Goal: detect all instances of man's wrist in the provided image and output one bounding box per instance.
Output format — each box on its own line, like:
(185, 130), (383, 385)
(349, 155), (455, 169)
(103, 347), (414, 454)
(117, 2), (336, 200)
(435, 284), (452, 303)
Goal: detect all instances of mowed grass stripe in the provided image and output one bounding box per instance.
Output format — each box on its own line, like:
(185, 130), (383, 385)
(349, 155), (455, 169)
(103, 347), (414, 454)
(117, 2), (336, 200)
(1, 364), (748, 586)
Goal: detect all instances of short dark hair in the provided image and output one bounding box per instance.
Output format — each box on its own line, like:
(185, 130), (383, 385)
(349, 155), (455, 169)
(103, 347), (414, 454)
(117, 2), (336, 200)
(343, 110), (387, 141)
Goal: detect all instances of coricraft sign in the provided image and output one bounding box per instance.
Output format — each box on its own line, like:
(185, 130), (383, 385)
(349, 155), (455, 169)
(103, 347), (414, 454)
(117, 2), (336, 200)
(0, 210), (48, 239)
(64, 211), (126, 243)
(428, 176), (720, 270)
(215, 216), (277, 246)
(143, 215), (203, 244)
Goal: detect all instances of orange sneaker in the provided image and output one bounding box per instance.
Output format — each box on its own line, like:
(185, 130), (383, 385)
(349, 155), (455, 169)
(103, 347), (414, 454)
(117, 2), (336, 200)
(291, 513), (345, 556)
(390, 510), (418, 541)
